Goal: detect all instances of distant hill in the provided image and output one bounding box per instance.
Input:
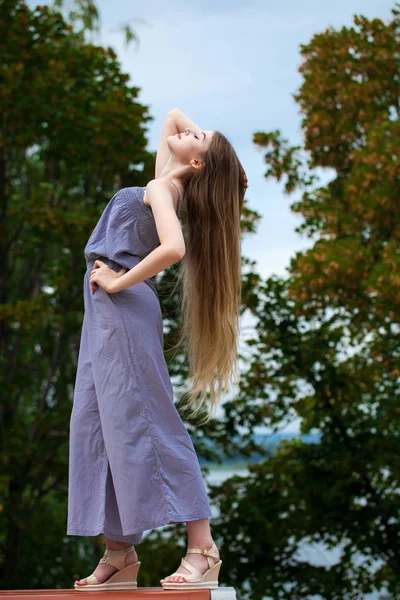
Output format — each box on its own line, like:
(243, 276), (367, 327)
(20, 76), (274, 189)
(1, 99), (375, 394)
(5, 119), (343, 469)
(198, 431), (321, 466)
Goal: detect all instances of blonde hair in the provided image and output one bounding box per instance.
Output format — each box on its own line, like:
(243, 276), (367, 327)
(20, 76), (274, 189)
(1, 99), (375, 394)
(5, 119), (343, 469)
(171, 131), (247, 424)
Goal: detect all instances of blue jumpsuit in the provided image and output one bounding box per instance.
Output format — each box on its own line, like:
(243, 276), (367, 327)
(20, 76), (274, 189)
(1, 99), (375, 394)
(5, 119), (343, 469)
(67, 184), (213, 544)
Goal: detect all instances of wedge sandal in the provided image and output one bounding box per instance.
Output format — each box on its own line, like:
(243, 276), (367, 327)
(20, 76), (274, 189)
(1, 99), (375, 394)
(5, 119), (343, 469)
(160, 541), (222, 590)
(74, 543), (141, 591)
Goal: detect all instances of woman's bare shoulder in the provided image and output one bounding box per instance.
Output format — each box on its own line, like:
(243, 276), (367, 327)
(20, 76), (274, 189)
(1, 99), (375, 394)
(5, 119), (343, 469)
(144, 178), (182, 211)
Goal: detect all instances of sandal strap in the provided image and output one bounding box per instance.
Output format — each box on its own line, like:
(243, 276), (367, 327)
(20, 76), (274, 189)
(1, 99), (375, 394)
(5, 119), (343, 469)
(163, 561), (202, 583)
(180, 558), (204, 581)
(86, 573), (100, 585)
(186, 542), (219, 569)
(187, 542), (219, 559)
(99, 544), (136, 570)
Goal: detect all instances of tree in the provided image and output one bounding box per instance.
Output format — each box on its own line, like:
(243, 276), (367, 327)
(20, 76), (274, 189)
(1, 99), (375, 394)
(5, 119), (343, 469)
(211, 4), (400, 598)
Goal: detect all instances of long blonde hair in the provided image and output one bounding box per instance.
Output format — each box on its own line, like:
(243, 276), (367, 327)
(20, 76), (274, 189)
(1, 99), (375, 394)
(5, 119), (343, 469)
(172, 131), (247, 424)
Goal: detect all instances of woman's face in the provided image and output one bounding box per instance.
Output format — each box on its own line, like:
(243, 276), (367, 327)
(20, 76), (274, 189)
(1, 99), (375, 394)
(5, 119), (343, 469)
(168, 128), (215, 166)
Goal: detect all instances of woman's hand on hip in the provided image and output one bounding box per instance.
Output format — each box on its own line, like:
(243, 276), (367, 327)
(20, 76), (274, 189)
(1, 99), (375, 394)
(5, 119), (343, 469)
(89, 260), (127, 294)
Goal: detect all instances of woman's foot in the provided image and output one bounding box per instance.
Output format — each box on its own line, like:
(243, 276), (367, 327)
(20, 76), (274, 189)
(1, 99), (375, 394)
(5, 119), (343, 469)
(74, 544), (139, 586)
(160, 540), (220, 584)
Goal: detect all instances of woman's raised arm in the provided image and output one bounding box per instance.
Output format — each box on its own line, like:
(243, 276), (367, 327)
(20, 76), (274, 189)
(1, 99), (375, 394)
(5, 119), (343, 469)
(169, 108), (202, 135)
(155, 108), (203, 179)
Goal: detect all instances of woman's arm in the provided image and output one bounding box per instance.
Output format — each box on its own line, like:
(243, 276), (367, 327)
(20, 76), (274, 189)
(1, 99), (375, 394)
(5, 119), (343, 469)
(155, 108), (202, 179)
(169, 108), (202, 135)
(110, 179), (185, 293)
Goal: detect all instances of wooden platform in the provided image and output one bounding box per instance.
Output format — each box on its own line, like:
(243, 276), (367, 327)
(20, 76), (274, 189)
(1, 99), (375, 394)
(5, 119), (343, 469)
(0, 587), (236, 600)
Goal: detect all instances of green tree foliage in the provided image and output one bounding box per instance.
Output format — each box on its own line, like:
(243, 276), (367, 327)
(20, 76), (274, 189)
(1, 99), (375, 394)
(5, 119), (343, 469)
(211, 4), (400, 598)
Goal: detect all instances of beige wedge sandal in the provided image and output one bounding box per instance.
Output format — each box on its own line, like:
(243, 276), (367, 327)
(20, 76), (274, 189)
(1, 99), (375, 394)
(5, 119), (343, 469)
(74, 543), (141, 591)
(160, 541), (222, 590)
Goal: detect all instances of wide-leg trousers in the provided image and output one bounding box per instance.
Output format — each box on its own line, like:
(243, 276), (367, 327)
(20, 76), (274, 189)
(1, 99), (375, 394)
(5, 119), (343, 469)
(67, 268), (213, 544)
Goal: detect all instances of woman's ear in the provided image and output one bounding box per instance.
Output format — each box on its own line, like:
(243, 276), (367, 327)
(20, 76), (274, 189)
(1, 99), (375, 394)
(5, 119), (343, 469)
(190, 158), (205, 171)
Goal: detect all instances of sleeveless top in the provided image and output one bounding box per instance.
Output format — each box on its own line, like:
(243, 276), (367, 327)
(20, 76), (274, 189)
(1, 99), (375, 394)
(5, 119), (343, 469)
(84, 182), (183, 299)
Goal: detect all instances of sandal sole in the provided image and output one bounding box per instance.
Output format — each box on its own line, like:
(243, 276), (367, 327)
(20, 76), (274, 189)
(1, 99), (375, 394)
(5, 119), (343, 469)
(161, 581), (220, 589)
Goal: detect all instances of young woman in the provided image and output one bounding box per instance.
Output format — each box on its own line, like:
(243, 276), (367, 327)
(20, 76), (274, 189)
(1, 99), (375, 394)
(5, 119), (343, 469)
(67, 108), (248, 591)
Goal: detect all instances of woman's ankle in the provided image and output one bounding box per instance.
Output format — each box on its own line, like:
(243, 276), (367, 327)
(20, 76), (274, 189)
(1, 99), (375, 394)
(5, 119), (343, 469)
(187, 537), (215, 550)
(185, 517), (214, 550)
(104, 537), (134, 551)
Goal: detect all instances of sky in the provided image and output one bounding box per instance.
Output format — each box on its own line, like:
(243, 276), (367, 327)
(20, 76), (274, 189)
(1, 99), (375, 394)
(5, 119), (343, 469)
(29, 0), (397, 432)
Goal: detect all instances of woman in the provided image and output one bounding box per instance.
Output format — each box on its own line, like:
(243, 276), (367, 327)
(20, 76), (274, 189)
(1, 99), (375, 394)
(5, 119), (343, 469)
(68, 108), (247, 591)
